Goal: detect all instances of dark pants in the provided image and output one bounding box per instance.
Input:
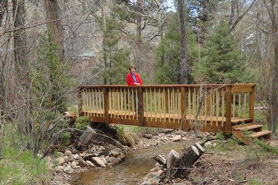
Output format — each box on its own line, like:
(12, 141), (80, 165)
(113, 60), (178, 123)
(131, 92), (139, 115)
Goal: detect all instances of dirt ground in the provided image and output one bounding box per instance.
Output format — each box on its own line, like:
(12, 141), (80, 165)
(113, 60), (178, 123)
(163, 137), (278, 185)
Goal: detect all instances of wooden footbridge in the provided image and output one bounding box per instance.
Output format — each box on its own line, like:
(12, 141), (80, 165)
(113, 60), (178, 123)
(77, 84), (271, 143)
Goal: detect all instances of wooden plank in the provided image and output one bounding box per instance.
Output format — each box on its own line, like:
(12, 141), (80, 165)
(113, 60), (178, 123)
(79, 83), (256, 89)
(233, 93), (235, 117)
(103, 88), (109, 123)
(238, 93), (241, 118)
(138, 87), (145, 126)
(180, 87), (186, 121)
(225, 85), (232, 133)
(188, 88), (192, 125)
(78, 88), (84, 116)
(232, 86), (253, 93)
(244, 93), (247, 117)
(221, 88), (224, 126)
(250, 130), (272, 138)
(249, 86), (255, 120)
(165, 88), (169, 113)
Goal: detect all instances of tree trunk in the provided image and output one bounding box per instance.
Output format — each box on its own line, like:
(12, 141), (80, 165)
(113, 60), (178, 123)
(265, 0), (278, 135)
(271, 19), (278, 135)
(0, 0), (7, 27)
(101, 0), (108, 84)
(12, 0), (31, 134)
(135, 0), (142, 70)
(177, 0), (187, 84)
(43, 0), (64, 62)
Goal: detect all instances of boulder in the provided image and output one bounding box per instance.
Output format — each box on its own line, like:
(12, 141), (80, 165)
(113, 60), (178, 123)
(76, 126), (96, 149)
(118, 152), (126, 160)
(63, 156), (69, 162)
(92, 157), (106, 167)
(71, 161), (79, 169)
(64, 150), (72, 156)
(111, 148), (122, 157)
(204, 141), (212, 147)
(54, 166), (64, 172)
(64, 165), (74, 174)
(57, 157), (65, 165)
(68, 155), (75, 162)
(86, 160), (95, 168)
(143, 134), (153, 139)
(100, 156), (108, 164)
(76, 155), (88, 166)
(172, 135), (181, 142)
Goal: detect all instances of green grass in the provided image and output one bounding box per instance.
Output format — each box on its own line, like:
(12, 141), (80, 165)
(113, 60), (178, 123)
(0, 124), (50, 185)
(248, 179), (262, 185)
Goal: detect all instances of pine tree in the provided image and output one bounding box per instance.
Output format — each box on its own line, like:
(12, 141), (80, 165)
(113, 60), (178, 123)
(155, 13), (198, 84)
(194, 21), (246, 83)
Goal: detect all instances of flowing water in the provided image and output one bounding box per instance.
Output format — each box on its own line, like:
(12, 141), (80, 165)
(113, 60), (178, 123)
(71, 142), (185, 185)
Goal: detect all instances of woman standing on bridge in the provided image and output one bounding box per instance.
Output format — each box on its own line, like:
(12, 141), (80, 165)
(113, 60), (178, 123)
(126, 65), (143, 115)
(126, 65), (143, 86)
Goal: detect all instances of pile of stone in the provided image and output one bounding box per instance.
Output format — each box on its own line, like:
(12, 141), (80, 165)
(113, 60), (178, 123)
(51, 146), (126, 174)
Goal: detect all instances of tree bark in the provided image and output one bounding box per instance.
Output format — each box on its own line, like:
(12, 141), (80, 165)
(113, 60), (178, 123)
(0, 0), (7, 27)
(270, 10), (278, 135)
(12, 0), (31, 134)
(43, 0), (64, 62)
(264, 0), (278, 135)
(177, 0), (187, 84)
(135, 0), (142, 70)
(101, 0), (108, 84)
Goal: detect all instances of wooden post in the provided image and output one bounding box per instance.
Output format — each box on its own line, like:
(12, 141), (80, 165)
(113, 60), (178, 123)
(78, 87), (84, 116)
(180, 87), (186, 129)
(103, 87), (109, 123)
(225, 85), (232, 133)
(165, 88), (169, 113)
(249, 85), (255, 121)
(138, 87), (145, 126)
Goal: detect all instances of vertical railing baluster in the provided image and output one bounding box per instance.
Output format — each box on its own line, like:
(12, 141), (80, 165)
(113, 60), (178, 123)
(225, 85), (232, 133)
(244, 94), (247, 118)
(138, 87), (144, 126)
(238, 93), (241, 118)
(249, 86), (255, 120)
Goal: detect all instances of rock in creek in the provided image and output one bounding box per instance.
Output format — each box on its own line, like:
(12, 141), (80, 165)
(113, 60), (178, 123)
(54, 166), (64, 172)
(64, 150), (72, 156)
(172, 135), (182, 142)
(111, 148), (122, 157)
(143, 134), (153, 139)
(76, 155), (88, 166)
(92, 157), (106, 167)
(71, 161), (79, 169)
(64, 165), (74, 174)
(86, 160), (95, 168)
(57, 157), (65, 165)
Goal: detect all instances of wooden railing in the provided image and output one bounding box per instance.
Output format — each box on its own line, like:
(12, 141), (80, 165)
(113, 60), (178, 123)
(78, 84), (255, 133)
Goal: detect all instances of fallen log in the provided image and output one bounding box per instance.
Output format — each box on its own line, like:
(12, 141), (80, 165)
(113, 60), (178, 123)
(157, 143), (205, 180)
(179, 143), (205, 177)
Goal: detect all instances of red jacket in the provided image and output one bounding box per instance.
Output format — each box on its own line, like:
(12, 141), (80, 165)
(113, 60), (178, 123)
(126, 73), (143, 86)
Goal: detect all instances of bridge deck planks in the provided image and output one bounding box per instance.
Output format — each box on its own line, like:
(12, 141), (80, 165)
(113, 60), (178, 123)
(82, 110), (251, 124)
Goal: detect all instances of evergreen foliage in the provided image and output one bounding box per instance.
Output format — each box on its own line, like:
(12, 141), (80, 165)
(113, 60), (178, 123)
(193, 21), (248, 83)
(155, 13), (199, 84)
(96, 10), (130, 84)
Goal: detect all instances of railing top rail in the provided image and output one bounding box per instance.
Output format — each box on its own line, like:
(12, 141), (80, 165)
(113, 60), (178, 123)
(78, 83), (256, 89)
